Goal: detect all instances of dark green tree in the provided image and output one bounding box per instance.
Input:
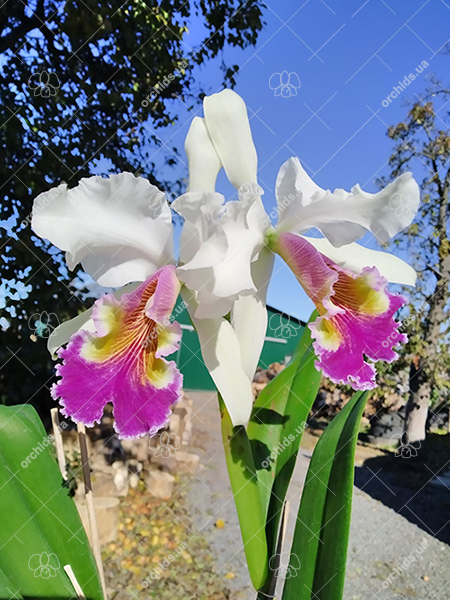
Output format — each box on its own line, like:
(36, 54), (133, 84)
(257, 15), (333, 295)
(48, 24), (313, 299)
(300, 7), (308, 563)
(0, 0), (265, 420)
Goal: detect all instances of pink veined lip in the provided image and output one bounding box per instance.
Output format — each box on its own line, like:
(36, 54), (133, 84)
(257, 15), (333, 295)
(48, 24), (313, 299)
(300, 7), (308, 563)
(51, 265), (183, 439)
(274, 232), (407, 390)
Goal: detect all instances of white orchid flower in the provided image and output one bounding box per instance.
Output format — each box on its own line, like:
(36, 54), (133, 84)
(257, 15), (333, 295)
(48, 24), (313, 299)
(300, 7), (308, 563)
(173, 115), (268, 426)
(31, 167), (256, 433)
(173, 90), (420, 395)
(31, 174), (185, 438)
(30, 89), (420, 437)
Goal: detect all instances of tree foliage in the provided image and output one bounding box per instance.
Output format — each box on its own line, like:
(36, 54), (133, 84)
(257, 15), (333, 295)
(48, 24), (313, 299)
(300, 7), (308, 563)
(0, 0), (265, 417)
(383, 77), (450, 439)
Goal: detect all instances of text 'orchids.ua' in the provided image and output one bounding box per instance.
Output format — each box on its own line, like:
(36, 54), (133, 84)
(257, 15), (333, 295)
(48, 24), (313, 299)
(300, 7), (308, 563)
(32, 88), (420, 438)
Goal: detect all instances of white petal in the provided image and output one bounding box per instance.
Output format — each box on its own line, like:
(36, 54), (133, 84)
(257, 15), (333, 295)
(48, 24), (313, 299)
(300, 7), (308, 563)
(181, 288), (254, 426)
(47, 282), (140, 356)
(303, 236), (417, 286)
(172, 191), (225, 265)
(275, 157), (420, 246)
(276, 156), (324, 219)
(204, 89), (258, 188)
(48, 307), (95, 357)
(185, 117), (222, 192)
(175, 184), (266, 318)
(232, 248), (275, 380)
(193, 294), (235, 319)
(32, 173), (174, 287)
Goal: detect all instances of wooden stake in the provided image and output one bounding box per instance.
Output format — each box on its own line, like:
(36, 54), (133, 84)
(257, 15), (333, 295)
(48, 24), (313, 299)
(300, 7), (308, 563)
(64, 565), (86, 599)
(50, 408), (67, 480)
(77, 423), (108, 600)
(257, 500), (290, 600)
(281, 500), (290, 542)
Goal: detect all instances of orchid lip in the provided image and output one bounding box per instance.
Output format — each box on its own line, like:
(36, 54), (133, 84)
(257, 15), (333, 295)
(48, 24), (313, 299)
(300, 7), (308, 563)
(272, 232), (408, 391)
(51, 266), (183, 439)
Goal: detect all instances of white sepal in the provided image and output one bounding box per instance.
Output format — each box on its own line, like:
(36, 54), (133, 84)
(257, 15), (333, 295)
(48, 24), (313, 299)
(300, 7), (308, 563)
(32, 173), (174, 287)
(181, 287), (254, 426)
(204, 89), (258, 188)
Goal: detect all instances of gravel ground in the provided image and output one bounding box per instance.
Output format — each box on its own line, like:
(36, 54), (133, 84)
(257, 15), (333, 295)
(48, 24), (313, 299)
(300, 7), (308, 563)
(186, 391), (450, 600)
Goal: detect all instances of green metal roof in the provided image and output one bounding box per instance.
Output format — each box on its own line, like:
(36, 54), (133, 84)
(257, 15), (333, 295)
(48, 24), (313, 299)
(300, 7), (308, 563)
(171, 298), (306, 391)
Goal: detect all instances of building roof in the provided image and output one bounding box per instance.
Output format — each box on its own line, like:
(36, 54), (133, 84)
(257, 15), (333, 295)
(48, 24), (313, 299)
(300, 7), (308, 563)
(266, 304), (307, 327)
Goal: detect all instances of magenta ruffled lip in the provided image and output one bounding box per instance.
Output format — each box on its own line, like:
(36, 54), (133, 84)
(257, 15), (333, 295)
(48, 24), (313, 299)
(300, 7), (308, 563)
(273, 231), (408, 391)
(310, 290), (407, 390)
(51, 266), (184, 438)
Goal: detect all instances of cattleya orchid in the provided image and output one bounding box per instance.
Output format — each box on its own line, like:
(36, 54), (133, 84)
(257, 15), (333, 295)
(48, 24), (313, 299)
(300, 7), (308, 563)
(173, 90), (419, 418)
(32, 177), (184, 438)
(31, 90), (420, 439)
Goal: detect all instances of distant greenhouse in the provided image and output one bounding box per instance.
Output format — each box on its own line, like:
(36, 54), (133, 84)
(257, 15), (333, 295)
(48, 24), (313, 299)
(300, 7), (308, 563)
(171, 298), (306, 391)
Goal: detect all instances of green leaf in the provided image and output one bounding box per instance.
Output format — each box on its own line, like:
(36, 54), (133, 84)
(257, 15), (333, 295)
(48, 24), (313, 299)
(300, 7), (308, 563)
(0, 566), (24, 600)
(219, 397), (269, 590)
(0, 404), (104, 600)
(247, 312), (321, 556)
(282, 391), (368, 600)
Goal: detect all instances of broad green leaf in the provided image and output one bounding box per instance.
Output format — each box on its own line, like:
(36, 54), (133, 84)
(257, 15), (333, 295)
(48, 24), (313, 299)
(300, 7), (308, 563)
(247, 312), (321, 556)
(282, 391), (368, 600)
(265, 347), (321, 567)
(0, 404), (104, 600)
(219, 397), (269, 590)
(247, 314), (317, 503)
(0, 566), (23, 600)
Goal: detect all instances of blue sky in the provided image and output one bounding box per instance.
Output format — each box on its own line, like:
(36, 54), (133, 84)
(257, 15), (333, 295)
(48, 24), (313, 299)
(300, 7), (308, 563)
(148, 0), (450, 321)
